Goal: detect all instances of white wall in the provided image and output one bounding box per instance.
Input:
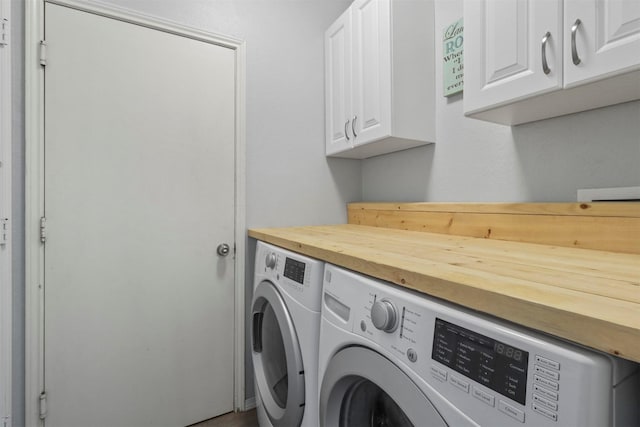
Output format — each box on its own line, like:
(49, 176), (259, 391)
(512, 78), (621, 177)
(11, 1), (358, 424)
(362, 0), (640, 202)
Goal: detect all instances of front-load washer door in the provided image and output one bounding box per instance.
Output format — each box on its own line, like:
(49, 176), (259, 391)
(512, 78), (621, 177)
(320, 346), (448, 427)
(251, 280), (305, 427)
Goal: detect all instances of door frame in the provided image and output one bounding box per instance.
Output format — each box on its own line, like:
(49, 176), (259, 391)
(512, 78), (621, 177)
(1, 0), (12, 425)
(24, 1), (247, 425)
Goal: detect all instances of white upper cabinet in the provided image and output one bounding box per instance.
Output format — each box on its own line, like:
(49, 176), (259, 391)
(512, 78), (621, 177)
(564, 0), (640, 87)
(464, 0), (640, 125)
(464, 0), (563, 113)
(325, 0), (435, 159)
(326, 7), (353, 156)
(351, 0), (392, 146)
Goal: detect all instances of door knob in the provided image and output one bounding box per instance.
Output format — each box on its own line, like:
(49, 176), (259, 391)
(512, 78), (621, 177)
(217, 243), (231, 257)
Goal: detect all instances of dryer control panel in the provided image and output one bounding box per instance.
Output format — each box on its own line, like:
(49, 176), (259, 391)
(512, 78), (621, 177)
(254, 241), (324, 312)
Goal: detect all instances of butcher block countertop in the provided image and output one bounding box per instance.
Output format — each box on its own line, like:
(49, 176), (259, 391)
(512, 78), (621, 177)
(248, 203), (640, 363)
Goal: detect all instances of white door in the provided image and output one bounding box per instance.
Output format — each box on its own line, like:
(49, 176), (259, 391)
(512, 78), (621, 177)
(43, 4), (235, 427)
(464, 0), (563, 114)
(564, 0), (640, 87)
(325, 6), (353, 156)
(351, 0), (391, 145)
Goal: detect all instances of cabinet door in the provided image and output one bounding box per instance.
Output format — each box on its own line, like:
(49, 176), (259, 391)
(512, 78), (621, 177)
(351, 0), (391, 145)
(325, 7), (353, 156)
(464, 0), (563, 114)
(564, 0), (640, 87)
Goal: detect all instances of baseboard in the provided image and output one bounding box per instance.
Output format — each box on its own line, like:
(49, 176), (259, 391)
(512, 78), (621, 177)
(244, 397), (256, 411)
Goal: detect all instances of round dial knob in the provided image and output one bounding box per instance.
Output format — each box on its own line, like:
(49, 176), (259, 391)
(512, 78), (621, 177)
(371, 299), (398, 332)
(265, 252), (277, 269)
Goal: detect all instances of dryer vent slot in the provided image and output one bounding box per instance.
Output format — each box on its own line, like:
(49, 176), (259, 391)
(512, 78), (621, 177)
(252, 312), (264, 352)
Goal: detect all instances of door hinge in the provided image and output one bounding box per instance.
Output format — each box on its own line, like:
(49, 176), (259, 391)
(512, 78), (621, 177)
(0, 17), (8, 46)
(39, 40), (47, 66)
(39, 392), (47, 420)
(0, 218), (8, 246)
(40, 217), (46, 244)
(39, 391), (47, 420)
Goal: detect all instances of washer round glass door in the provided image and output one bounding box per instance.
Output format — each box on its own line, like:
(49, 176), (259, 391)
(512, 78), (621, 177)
(320, 346), (447, 427)
(251, 280), (305, 427)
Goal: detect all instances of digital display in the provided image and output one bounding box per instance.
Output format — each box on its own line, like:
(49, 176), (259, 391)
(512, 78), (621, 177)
(431, 318), (529, 405)
(283, 258), (306, 284)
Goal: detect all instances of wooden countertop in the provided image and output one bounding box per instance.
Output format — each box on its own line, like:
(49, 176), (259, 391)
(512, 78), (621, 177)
(248, 223), (640, 363)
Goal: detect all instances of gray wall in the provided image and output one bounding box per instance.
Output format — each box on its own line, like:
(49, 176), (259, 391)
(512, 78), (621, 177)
(11, 1), (358, 425)
(362, 0), (640, 202)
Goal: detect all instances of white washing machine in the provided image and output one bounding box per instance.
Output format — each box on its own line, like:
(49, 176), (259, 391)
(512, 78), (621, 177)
(251, 241), (324, 427)
(319, 264), (640, 427)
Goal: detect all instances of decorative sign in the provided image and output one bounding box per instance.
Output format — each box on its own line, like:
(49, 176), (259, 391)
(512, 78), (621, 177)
(443, 18), (464, 97)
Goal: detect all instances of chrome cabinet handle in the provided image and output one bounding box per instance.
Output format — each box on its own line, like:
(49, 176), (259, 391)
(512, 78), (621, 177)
(344, 120), (351, 141)
(571, 19), (582, 65)
(541, 31), (551, 75)
(352, 116), (358, 138)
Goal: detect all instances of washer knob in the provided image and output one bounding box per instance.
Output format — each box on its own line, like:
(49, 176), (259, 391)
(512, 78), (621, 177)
(265, 252), (277, 269)
(371, 299), (398, 332)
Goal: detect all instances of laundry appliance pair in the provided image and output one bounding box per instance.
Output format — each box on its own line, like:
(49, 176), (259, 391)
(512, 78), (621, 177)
(251, 241), (639, 427)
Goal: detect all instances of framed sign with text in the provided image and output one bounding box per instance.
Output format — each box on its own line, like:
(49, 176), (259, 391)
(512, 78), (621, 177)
(443, 18), (463, 97)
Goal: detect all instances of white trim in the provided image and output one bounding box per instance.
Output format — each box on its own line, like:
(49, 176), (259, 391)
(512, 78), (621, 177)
(577, 186), (640, 202)
(24, 1), (45, 424)
(25, 1), (246, 424)
(234, 38), (248, 412)
(0, 0), (12, 425)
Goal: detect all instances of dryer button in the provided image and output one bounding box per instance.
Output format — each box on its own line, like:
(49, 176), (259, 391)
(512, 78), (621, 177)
(533, 394), (558, 411)
(534, 375), (559, 391)
(533, 403), (558, 422)
(535, 355), (560, 371)
(498, 400), (525, 423)
(472, 386), (495, 407)
(535, 365), (560, 381)
(430, 366), (447, 382)
(407, 348), (418, 363)
(534, 384), (558, 401)
(449, 375), (470, 393)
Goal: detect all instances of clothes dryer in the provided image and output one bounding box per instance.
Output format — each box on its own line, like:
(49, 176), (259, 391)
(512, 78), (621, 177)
(319, 264), (639, 427)
(251, 241), (324, 427)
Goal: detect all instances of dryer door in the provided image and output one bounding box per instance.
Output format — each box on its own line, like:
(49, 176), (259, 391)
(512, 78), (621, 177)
(251, 280), (305, 427)
(320, 346), (448, 427)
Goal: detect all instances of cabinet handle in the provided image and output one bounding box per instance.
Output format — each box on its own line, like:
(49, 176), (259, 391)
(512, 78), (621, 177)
(571, 19), (582, 65)
(352, 116), (358, 138)
(541, 31), (551, 75)
(344, 120), (351, 141)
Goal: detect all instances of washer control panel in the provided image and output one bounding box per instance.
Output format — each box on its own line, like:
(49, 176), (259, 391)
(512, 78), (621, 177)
(355, 288), (427, 366)
(432, 318), (529, 405)
(322, 264), (639, 427)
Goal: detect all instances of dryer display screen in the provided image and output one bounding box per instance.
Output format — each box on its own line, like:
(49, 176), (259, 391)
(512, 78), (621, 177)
(284, 258), (306, 284)
(432, 318), (529, 405)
